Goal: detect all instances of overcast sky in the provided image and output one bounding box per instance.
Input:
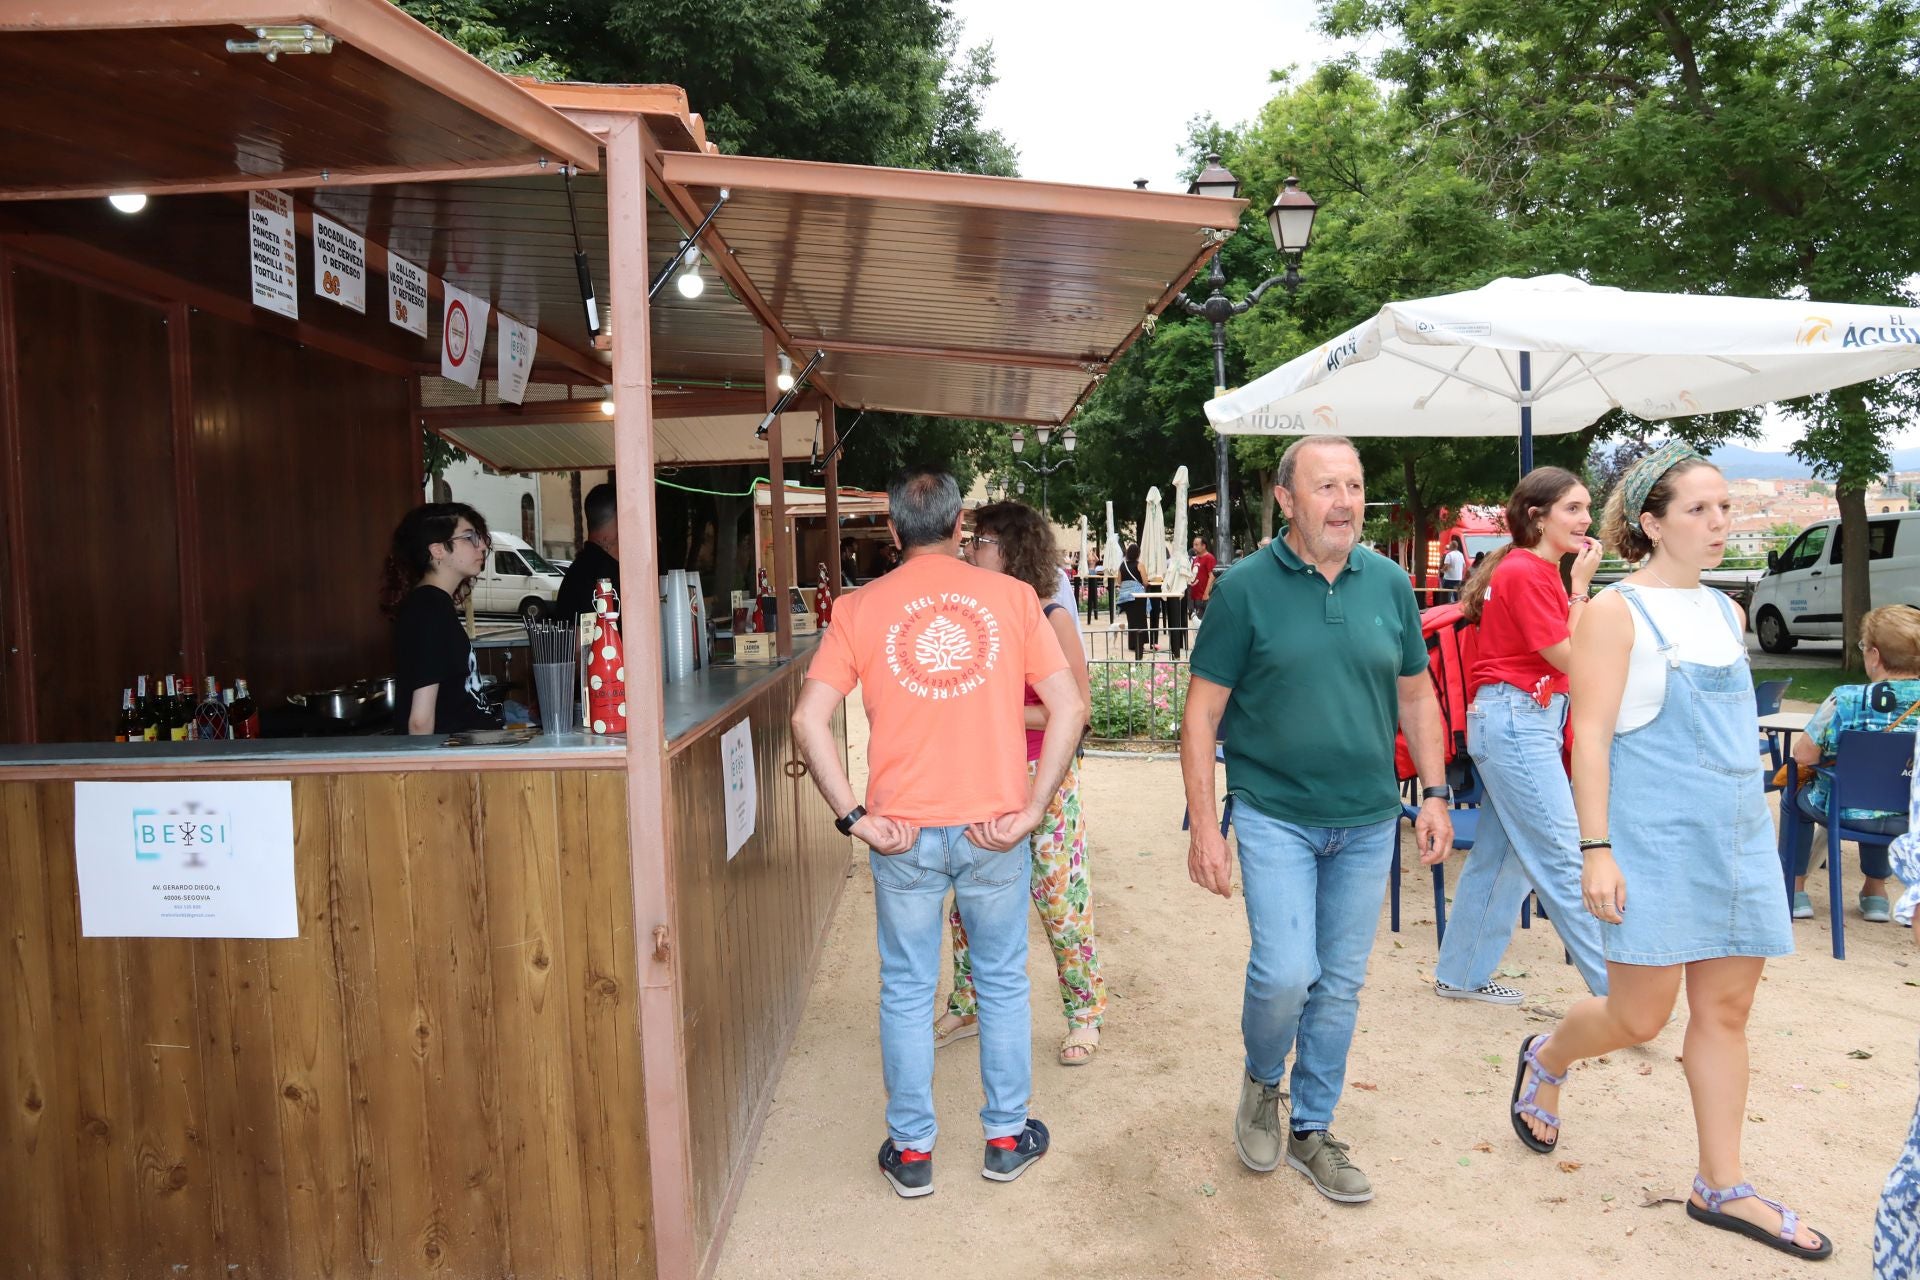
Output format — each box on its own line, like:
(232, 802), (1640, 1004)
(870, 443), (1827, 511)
(945, 0), (1906, 452)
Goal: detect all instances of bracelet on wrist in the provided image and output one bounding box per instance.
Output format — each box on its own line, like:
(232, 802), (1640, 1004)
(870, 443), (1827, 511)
(1578, 838), (1612, 850)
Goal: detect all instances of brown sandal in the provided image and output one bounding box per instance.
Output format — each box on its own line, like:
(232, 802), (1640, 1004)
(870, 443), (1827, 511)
(933, 1012), (977, 1049)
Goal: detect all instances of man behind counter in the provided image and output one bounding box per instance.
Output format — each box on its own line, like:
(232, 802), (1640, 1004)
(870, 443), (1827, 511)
(555, 482), (619, 622)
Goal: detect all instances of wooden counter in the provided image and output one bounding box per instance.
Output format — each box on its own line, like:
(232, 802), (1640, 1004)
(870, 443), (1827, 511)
(0, 764), (654, 1279)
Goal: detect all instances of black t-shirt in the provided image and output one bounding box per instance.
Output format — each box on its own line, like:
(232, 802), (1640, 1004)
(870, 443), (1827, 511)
(392, 585), (499, 734)
(555, 541), (620, 624)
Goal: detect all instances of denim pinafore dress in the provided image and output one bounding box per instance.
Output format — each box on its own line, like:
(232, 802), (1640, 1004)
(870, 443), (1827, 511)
(1603, 584), (1793, 966)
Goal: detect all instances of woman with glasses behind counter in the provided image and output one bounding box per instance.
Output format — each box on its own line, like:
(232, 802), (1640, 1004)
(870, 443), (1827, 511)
(380, 503), (504, 736)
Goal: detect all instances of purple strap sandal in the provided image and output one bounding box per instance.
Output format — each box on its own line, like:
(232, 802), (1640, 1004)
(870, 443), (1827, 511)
(1509, 1033), (1564, 1154)
(1685, 1175), (1833, 1260)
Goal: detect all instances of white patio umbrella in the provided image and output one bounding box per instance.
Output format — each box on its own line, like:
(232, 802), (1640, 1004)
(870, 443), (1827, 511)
(1102, 501), (1123, 578)
(1141, 486), (1169, 584)
(1162, 466), (1194, 595)
(1206, 274), (1920, 471)
(1077, 515), (1090, 576)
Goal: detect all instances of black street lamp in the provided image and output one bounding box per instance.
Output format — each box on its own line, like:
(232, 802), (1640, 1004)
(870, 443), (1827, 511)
(1176, 155), (1318, 567)
(1010, 426), (1076, 518)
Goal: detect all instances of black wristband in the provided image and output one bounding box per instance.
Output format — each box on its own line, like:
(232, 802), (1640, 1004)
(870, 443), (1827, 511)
(1578, 838), (1612, 850)
(834, 805), (867, 837)
(1421, 785), (1452, 803)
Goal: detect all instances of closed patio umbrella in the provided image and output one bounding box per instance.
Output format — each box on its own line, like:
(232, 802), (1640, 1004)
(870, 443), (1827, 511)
(1162, 466), (1193, 595)
(1103, 501), (1123, 578)
(1141, 486), (1168, 584)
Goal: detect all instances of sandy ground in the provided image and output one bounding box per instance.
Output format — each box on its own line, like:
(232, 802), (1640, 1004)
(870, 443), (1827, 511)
(712, 682), (1917, 1280)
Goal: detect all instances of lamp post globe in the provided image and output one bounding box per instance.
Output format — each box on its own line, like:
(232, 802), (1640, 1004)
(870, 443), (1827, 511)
(1175, 156), (1314, 570)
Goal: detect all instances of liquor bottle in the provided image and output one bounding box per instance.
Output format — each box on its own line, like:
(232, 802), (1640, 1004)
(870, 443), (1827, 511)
(814, 562), (834, 627)
(115, 688), (137, 743)
(135, 674), (159, 741)
(159, 675), (181, 741)
(169, 675), (192, 744)
(755, 566), (775, 633)
(228, 679), (261, 740)
(585, 579), (627, 735)
(193, 677), (230, 740)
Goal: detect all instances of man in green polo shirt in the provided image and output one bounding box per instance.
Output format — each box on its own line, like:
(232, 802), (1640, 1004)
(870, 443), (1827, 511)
(1182, 434), (1453, 1204)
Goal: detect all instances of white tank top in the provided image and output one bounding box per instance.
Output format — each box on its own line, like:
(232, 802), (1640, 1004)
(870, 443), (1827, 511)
(1615, 586), (1745, 732)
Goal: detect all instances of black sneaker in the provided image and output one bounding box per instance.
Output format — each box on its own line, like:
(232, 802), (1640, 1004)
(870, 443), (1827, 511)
(878, 1138), (934, 1198)
(982, 1118), (1049, 1183)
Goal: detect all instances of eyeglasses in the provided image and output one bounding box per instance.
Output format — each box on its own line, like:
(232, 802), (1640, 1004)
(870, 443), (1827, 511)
(451, 530), (490, 551)
(1859, 639), (1876, 652)
(966, 535), (1000, 549)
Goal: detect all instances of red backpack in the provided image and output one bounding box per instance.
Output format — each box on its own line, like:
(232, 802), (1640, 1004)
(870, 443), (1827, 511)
(1395, 602), (1477, 781)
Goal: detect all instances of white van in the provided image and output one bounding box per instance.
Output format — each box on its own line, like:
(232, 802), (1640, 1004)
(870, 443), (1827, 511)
(471, 532), (564, 621)
(1750, 510), (1920, 652)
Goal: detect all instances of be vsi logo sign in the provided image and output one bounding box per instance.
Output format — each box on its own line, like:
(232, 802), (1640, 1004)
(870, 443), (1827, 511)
(132, 800), (234, 869)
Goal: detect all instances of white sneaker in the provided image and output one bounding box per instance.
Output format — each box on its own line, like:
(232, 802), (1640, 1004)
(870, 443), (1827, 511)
(1434, 980), (1525, 1005)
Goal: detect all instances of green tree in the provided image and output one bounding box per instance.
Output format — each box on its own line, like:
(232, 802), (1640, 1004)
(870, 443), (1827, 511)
(1324, 0), (1920, 664)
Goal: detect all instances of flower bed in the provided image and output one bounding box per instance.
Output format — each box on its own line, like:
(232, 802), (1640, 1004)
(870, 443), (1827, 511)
(1088, 660), (1190, 743)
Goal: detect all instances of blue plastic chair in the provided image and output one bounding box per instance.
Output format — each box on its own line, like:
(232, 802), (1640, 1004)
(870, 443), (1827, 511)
(1776, 729), (1915, 959)
(1755, 678), (1793, 781)
(1392, 757), (1484, 943)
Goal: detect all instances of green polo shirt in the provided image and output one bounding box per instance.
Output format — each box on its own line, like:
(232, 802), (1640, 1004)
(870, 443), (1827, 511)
(1190, 532), (1427, 827)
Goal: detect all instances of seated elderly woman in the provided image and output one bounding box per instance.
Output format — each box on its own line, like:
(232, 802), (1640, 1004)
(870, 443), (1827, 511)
(1787, 603), (1920, 923)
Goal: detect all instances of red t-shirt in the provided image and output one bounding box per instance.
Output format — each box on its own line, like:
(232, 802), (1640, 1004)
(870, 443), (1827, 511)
(1468, 550), (1571, 702)
(1190, 552), (1217, 599)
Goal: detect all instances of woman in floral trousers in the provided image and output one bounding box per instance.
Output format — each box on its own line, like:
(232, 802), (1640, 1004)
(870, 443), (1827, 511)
(938, 501), (1105, 1064)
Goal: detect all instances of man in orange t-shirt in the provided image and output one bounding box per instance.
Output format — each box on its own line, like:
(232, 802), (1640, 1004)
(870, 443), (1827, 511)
(792, 465), (1084, 1198)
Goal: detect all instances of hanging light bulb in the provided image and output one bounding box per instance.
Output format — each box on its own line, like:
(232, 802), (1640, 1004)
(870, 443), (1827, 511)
(107, 193), (148, 214)
(675, 249), (705, 299)
(599, 384), (616, 416)
(775, 351), (796, 392)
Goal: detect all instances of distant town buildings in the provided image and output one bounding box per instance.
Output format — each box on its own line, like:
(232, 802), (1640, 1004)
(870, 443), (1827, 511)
(1717, 472), (1910, 557)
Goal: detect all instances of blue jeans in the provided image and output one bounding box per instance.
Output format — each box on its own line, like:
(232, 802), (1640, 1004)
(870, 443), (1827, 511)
(870, 826), (1032, 1150)
(1231, 801), (1397, 1132)
(1434, 685), (1609, 995)
(1787, 785), (1900, 880)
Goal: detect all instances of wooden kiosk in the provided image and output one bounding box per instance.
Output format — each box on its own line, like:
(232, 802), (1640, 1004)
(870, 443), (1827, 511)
(0, 6), (1240, 1276)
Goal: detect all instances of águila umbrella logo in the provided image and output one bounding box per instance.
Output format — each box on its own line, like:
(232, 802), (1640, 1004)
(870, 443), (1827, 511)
(1312, 404), (1339, 430)
(1797, 315), (1833, 346)
(884, 593), (1003, 700)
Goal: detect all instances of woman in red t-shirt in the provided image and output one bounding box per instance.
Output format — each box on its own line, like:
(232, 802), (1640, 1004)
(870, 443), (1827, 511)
(1431, 468), (1610, 1005)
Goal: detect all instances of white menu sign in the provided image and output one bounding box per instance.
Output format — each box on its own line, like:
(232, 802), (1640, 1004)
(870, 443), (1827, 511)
(247, 189), (298, 319)
(387, 253), (429, 337)
(721, 717), (757, 860)
(440, 281), (490, 389)
(73, 781), (298, 938)
(311, 213), (366, 313)
(496, 311), (538, 404)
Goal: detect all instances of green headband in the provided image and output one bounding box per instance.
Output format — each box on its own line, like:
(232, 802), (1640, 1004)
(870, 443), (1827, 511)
(1621, 441), (1707, 525)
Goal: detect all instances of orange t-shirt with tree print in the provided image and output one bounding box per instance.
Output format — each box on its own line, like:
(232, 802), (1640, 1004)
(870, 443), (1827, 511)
(806, 552), (1066, 825)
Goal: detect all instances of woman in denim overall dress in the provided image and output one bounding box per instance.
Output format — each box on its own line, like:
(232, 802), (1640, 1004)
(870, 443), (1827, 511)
(1507, 445), (1830, 1261)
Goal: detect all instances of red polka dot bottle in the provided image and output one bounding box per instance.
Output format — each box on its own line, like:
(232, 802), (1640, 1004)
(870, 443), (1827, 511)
(585, 578), (628, 735)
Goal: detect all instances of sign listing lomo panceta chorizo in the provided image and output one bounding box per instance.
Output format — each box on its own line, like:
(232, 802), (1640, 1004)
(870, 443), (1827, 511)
(247, 188), (298, 319)
(311, 213), (366, 314)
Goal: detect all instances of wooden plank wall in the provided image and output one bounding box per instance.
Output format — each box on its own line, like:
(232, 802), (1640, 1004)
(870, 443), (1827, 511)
(0, 768), (655, 1280)
(189, 310), (412, 702)
(5, 263), (185, 741)
(0, 245), (412, 745)
(667, 661), (849, 1259)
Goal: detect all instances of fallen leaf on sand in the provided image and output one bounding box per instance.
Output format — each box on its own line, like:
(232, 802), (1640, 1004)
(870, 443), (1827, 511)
(1544, 1196), (1568, 1205)
(1748, 1113), (1765, 1122)
(1638, 1065), (1653, 1076)
(1831, 1081), (1851, 1090)
(1199, 1183), (1216, 1197)
(1847, 1049), (1873, 1060)
(1557, 1160), (1583, 1173)
(1641, 1188), (1686, 1207)
(1458, 1156), (1471, 1166)
(1473, 1142), (1493, 1153)
(1351, 1081), (1379, 1091)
